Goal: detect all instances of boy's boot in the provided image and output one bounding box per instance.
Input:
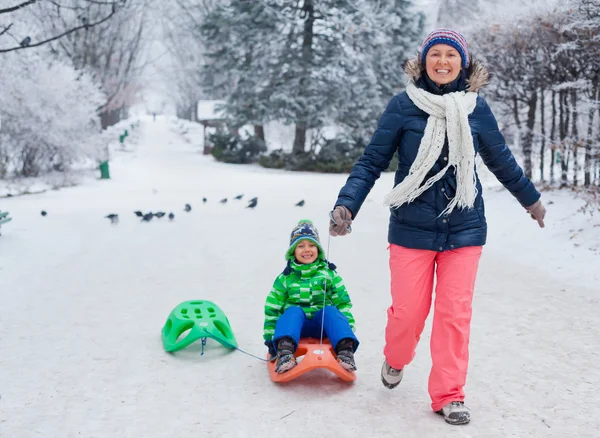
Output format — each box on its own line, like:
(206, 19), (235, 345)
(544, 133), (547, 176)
(380, 360), (403, 389)
(436, 401), (471, 425)
(335, 338), (357, 371)
(275, 337), (297, 374)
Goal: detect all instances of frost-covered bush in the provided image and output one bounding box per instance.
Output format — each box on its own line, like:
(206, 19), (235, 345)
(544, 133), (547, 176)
(259, 133), (397, 173)
(0, 52), (105, 178)
(209, 131), (266, 164)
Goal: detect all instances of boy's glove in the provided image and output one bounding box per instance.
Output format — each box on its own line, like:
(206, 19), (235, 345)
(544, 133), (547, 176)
(525, 199), (546, 228)
(329, 206), (353, 236)
(264, 339), (276, 357)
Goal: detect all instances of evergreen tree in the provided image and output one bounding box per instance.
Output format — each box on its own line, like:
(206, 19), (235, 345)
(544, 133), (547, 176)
(201, 0), (423, 154)
(200, 1), (279, 139)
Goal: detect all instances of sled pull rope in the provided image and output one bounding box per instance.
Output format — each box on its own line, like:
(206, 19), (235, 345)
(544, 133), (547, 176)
(199, 328), (275, 362)
(319, 231), (333, 358)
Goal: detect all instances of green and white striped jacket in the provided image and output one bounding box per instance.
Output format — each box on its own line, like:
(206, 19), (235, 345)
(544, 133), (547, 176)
(263, 259), (355, 341)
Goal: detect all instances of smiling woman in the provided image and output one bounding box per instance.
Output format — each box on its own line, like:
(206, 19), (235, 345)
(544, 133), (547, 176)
(421, 28), (470, 86)
(330, 28), (547, 426)
(425, 45), (463, 85)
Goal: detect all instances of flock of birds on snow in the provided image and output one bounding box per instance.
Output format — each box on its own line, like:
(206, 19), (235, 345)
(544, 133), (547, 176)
(25, 194), (308, 225)
(101, 195), (306, 224)
(34, 195), (306, 225)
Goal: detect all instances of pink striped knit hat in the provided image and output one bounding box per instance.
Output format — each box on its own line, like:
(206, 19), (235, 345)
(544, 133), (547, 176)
(420, 28), (470, 68)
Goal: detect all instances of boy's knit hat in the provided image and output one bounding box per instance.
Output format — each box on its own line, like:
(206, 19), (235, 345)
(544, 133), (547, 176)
(420, 28), (470, 68)
(285, 219), (324, 261)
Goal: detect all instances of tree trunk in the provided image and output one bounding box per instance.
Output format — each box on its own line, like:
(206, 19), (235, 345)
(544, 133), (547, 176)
(584, 85), (597, 187)
(550, 90), (556, 184)
(512, 95), (521, 130)
(190, 103), (197, 122)
(293, 125), (307, 155)
(560, 90), (569, 187)
(511, 94), (522, 166)
(292, 0), (315, 155)
(571, 89), (579, 186)
(521, 90), (537, 179)
(100, 108), (120, 129)
(254, 124), (265, 142)
(540, 88), (546, 182)
(596, 103), (600, 186)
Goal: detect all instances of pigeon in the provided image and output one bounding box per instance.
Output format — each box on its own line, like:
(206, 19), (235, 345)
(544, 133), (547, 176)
(202, 197), (207, 203)
(142, 212), (153, 222)
(295, 200), (305, 207)
(184, 204), (192, 212)
(220, 198), (228, 204)
(249, 197), (257, 203)
(41, 210), (47, 216)
(105, 214), (119, 224)
(20, 36), (31, 47)
(234, 194), (244, 200)
(134, 211), (143, 217)
(154, 212), (166, 218)
(246, 198), (258, 209)
(168, 212), (175, 221)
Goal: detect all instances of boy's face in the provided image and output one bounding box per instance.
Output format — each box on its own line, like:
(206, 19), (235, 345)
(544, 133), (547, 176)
(294, 240), (319, 264)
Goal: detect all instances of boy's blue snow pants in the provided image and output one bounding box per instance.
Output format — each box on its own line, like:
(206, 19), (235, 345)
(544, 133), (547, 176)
(271, 306), (359, 353)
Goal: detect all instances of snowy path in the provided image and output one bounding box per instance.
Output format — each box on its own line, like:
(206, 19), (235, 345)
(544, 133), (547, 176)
(1, 117), (598, 437)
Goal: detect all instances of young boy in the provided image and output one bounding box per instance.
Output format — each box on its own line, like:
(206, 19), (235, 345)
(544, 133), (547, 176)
(263, 219), (359, 373)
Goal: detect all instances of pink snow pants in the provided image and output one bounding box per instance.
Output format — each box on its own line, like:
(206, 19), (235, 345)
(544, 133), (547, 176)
(384, 244), (482, 412)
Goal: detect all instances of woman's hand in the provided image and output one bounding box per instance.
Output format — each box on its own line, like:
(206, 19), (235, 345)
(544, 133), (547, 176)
(525, 199), (546, 228)
(329, 206), (353, 236)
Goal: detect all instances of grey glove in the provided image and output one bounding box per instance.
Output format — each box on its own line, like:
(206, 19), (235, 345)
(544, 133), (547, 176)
(525, 199), (546, 228)
(329, 206), (353, 236)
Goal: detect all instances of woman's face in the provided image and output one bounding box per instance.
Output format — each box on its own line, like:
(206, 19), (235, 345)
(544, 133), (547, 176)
(425, 44), (462, 86)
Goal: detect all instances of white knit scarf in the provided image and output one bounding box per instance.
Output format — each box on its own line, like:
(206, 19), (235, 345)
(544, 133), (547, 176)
(383, 82), (479, 215)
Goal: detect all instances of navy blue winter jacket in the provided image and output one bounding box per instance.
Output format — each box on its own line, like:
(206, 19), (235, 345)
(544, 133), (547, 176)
(334, 59), (540, 252)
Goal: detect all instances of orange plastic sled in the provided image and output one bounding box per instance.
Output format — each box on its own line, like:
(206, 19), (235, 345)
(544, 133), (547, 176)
(267, 338), (356, 383)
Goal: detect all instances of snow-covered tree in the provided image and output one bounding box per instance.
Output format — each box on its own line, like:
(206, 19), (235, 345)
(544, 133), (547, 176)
(0, 51), (105, 177)
(472, 0), (600, 187)
(199, 1), (278, 140)
(44, 0), (151, 128)
(0, 0), (119, 54)
(160, 0), (218, 121)
(199, 0), (423, 154)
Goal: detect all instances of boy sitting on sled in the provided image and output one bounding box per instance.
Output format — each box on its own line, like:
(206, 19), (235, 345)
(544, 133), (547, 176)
(263, 219), (359, 373)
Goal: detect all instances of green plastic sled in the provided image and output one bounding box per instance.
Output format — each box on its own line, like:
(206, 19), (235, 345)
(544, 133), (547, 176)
(161, 300), (237, 353)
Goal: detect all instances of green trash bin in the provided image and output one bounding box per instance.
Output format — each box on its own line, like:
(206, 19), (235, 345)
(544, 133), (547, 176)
(99, 161), (110, 179)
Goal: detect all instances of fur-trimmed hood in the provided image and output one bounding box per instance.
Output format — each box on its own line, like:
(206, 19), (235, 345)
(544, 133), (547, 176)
(403, 56), (489, 93)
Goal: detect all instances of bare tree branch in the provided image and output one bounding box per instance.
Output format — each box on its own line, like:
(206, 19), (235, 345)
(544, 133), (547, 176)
(0, 0), (37, 15)
(0, 4), (117, 53)
(0, 24), (13, 37)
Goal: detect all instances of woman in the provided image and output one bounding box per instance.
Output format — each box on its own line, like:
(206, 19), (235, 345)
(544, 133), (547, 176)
(329, 28), (546, 425)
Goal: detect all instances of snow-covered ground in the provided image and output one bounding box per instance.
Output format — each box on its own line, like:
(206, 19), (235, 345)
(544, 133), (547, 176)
(1, 115), (598, 437)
